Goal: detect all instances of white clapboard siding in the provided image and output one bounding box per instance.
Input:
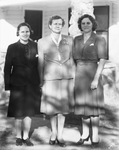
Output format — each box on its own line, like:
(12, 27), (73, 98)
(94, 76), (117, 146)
(2, 0), (119, 34)
(3, 6), (24, 27)
(1, 0), (119, 52)
(0, 6), (24, 51)
(111, 1), (119, 25)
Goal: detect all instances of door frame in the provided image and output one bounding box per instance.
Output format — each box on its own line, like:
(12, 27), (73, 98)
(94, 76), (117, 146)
(23, 7), (43, 39)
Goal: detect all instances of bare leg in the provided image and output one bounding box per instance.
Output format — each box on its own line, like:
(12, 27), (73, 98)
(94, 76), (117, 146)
(57, 114), (65, 141)
(91, 116), (99, 143)
(22, 116), (32, 140)
(15, 119), (22, 139)
(50, 115), (57, 140)
(81, 118), (90, 139)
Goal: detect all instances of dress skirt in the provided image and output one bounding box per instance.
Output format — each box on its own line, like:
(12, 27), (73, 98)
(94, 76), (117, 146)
(7, 84), (41, 118)
(41, 79), (74, 115)
(74, 61), (104, 117)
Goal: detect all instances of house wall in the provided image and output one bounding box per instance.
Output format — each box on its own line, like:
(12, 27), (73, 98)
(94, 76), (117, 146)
(1, 0), (119, 51)
(0, 0), (119, 100)
(0, 4), (70, 51)
(0, 6), (24, 52)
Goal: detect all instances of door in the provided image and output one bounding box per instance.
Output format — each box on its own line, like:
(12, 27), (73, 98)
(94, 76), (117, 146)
(25, 10), (42, 41)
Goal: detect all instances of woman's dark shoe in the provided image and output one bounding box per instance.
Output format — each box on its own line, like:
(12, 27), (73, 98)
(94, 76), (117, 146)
(22, 138), (33, 146)
(16, 138), (23, 146)
(92, 142), (99, 146)
(57, 139), (66, 147)
(76, 135), (90, 145)
(49, 139), (56, 145)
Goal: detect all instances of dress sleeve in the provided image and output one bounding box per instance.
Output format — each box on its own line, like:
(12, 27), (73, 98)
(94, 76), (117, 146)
(4, 45), (13, 90)
(96, 36), (108, 60)
(37, 39), (44, 86)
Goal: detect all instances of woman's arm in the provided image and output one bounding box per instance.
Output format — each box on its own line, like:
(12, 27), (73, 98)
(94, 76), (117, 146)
(91, 34), (108, 90)
(91, 59), (106, 90)
(37, 39), (44, 87)
(4, 45), (13, 90)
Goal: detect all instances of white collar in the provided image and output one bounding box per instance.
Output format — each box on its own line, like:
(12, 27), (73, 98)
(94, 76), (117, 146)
(51, 34), (62, 46)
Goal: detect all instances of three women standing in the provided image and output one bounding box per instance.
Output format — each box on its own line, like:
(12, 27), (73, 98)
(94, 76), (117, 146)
(73, 14), (107, 145)
(4, 14), (107, 147)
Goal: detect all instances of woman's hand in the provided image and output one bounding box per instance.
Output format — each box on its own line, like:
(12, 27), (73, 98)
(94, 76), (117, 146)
(90, 59), (106, 91)
(90, 78), (98, 90)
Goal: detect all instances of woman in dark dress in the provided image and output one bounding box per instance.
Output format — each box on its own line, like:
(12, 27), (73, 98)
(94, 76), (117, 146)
(73, 14), (107, 145)
(4, 23), (41, 146)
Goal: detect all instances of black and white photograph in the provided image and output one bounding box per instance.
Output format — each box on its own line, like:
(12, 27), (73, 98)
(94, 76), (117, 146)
(0, 0), (119, 149)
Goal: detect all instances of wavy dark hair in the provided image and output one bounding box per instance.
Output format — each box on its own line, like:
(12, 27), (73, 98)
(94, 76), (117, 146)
(78, 14), (98, 31)
(48, 15), (65, 27)
(16, 22), (33, 36)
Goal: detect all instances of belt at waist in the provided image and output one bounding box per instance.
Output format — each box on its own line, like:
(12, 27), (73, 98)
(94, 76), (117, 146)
(76, 60), (98, 65)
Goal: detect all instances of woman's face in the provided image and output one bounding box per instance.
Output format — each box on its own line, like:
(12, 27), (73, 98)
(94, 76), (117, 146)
(81, 17), (93, 33)
(49, 19), (63, 34)
(18, 26), (30, 42)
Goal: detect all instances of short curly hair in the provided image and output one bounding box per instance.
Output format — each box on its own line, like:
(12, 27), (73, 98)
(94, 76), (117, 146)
(78, 14), (98, 31)
(48, 15), (65, 27)
(16, 22), (33, 36)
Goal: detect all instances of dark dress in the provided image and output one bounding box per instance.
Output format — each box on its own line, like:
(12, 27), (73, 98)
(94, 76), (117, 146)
(73, 32), (108, 116)
(4, 40), (41, 118)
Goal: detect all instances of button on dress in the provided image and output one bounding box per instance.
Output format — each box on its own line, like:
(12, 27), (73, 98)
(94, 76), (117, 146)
(4, 40), (41, 118)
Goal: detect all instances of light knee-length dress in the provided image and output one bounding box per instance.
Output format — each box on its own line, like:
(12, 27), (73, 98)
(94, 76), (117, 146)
(38, 34), (75, 115)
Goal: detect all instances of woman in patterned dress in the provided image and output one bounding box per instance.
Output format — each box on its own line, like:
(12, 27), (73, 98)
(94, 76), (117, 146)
(38, 15), (74, 147)
(73, 14), (108, 145)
